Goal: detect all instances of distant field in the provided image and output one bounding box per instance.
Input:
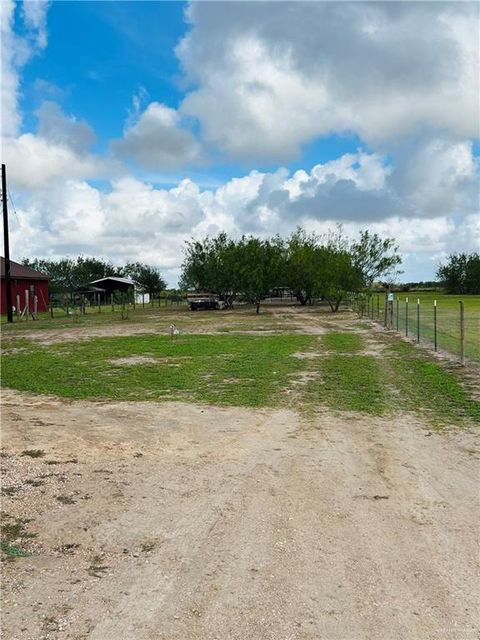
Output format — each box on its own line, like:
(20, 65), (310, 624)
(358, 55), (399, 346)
(366, 291), (480, 363)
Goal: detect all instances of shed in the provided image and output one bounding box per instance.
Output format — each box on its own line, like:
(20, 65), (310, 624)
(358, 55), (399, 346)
(0, 257), (50, 314)
(89, 276), (135, 302)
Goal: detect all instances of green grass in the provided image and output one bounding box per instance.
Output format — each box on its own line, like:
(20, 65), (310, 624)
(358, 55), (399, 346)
(323, 332), (363, 353)
(1, 325), (478, 426)
(1, 334), (316, 408)
(364, 291), (480, 362)
(306, 354), (387, 415)
(0, 543), (30, 559)
(386, 341), (480, 425)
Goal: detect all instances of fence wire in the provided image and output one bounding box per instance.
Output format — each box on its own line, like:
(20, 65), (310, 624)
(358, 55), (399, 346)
(351, 293), (479, 364)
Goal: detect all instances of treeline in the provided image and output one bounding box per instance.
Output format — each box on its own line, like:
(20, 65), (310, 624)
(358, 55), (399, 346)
(437, 253), (480, 295)
(180, 227), (402, 313)
(22, 257), (167, 297)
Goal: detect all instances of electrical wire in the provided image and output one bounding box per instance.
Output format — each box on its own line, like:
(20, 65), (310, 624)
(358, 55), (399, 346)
(7, 187), (21, 227)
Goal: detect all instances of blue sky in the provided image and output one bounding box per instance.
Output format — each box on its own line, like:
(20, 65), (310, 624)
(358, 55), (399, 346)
(2, 1), (479, 284)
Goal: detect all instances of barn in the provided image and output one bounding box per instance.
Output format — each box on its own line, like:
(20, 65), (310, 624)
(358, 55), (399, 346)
(0, 257), (50, 314)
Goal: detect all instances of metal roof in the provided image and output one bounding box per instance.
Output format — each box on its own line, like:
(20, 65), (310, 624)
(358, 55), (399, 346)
(90, 276), (134, 285)
(0, 257), (50, 280)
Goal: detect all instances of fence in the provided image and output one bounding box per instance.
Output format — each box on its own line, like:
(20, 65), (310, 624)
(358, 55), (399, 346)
(7, 293), (186, 322)
(350, 293), (480, 365)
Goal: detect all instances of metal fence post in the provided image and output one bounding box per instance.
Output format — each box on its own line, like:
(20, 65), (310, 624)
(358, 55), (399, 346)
(396, 298), (399, 331)
(459, 301), (465, 365)
(416, 298), (420, 343)
(377, 294), (380, 319)
(405, 297), (409, 337)
(433, 300), (437, 351)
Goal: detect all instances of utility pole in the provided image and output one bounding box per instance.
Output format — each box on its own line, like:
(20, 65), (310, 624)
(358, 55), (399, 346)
(2, 164), (13, 323)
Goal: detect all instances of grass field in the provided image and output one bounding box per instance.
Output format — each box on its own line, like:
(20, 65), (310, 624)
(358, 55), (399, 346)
(1, 311), (478, 427)
(359, 291), (480, 363)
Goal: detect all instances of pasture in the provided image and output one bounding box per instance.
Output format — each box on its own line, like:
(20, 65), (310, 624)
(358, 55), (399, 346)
(359, 291), (480, 363)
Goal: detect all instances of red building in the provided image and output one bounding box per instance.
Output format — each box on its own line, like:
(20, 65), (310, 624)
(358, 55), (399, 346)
(0, 258), (50, 315)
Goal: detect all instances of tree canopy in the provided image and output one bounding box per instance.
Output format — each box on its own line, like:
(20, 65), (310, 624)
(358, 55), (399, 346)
(123, 262), (167, 297)
(22, 256), (167, 297)
(437, 253), (480, 294)
(180, 226), (401, 312)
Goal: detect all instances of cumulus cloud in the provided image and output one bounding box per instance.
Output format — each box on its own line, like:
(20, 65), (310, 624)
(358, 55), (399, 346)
(3, 101), (113, 189)
(1, 0), (50, 137)
(11, 146), (479, 285)
(178, 1), (479, 160)
(112, 102), (200, 170)
(36, 101), (97, 152)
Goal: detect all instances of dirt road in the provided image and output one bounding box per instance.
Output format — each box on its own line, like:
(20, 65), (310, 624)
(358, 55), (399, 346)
(1, 387), (478, 640)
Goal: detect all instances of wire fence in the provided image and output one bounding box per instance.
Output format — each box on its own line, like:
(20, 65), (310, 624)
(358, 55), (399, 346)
(350, 293), (480, 365)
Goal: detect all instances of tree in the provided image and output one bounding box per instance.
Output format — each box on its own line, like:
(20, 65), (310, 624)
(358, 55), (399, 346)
(286, 228), (322, 305)
(437, 253), (480, 294)
(180, 233), (239, 307)
(123, 262), (167, 298)
(235, 236), (286, 314)
(351, 230), (402, 286)
(320, 230), (364, 312)
(22, 256), (119, 294)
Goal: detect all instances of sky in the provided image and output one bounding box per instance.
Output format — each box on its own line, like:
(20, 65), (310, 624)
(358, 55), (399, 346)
(1, 0), (479, 286)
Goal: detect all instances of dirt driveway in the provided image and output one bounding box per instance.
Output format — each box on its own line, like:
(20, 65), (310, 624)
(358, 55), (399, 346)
(1, 385), (478, 640)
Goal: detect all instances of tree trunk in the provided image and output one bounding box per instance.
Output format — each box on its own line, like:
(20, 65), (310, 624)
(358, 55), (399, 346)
(256, 301), (261, 314)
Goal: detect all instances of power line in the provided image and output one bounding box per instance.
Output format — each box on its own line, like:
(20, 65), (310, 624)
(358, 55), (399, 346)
(7, 187), (21, 227)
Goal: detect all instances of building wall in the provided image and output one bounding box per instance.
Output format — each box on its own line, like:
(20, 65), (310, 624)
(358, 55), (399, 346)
(0, 279), (49, 314)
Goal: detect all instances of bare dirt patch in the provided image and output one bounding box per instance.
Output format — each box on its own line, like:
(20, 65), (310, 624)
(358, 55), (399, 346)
(1, 388), (478, 640)
(109, 355), (158, 366)
(291, 351), (322, 360)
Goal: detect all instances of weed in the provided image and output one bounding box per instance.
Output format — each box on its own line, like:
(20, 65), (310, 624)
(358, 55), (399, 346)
(56, 495), (76, 505)
(21, 449), (45, 458)
(25, 479), (45, 487)
(1, 542), (30, 558)
(88, 556), (109, 578)
(1, 517), (37, 543)
(1, 486), (19, 497)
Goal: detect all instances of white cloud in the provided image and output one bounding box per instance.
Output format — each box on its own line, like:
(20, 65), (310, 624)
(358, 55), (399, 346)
(3, 102), (115, 190)
(178, 2), (479, 160)
(21, 0), (51, 49)
(11, 147), (479, 285)
(112, 102), (200, 170)
(0, 0), (51, 137)
(5, 133), (98, 188)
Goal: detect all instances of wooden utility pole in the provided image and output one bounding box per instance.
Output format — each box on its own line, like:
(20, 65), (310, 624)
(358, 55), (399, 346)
(2, 164), (13, 323)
